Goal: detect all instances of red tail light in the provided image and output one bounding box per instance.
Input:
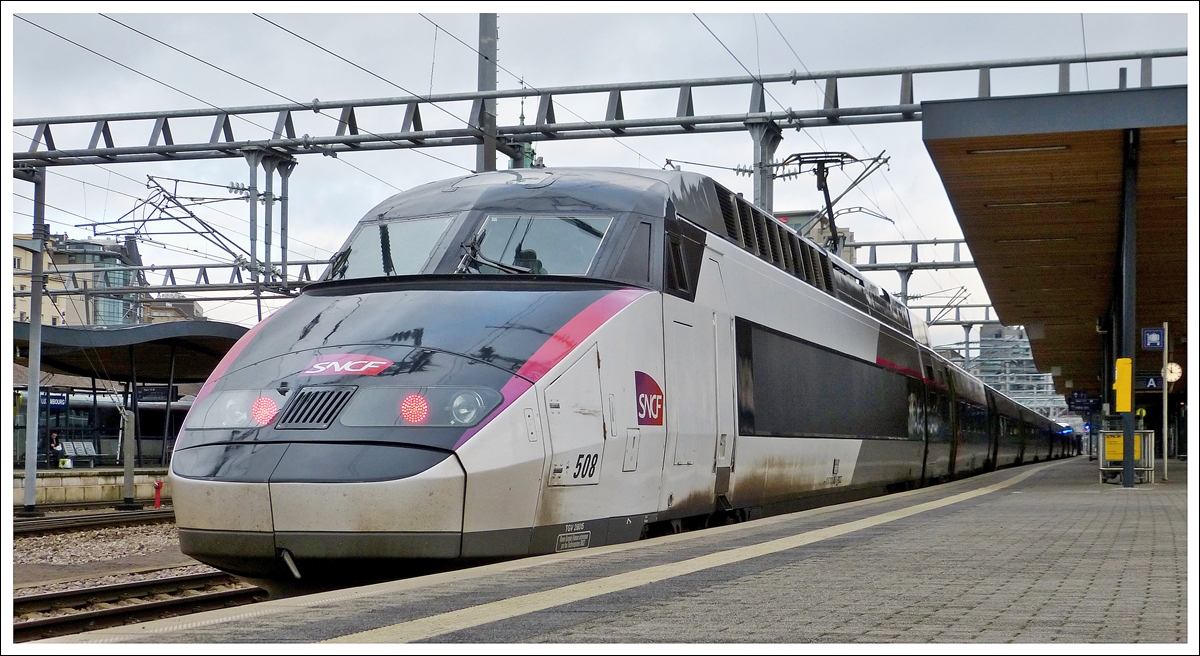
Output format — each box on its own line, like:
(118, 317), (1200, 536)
(251, 397), (278, 426)
(400, 394), (429, 424)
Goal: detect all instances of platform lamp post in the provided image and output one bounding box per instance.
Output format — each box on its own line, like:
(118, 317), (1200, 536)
(15, 166), (46, 517)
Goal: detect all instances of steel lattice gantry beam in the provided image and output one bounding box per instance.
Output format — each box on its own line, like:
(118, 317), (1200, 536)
(14, 49), (1185, 171)
(10, 259), (330, 299)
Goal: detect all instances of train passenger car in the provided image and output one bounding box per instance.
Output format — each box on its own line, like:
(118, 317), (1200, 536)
(169, 168), (1070, 583)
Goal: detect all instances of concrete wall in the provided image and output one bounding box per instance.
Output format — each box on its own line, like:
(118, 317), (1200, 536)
(12, 469), (171, 506)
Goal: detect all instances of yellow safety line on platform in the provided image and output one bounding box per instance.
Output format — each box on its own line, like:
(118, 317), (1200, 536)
(328, 461), (1056, 643)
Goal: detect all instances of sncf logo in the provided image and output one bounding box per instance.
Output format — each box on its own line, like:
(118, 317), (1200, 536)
(302, 354), (393, 376)
(634, 371), (664, 426)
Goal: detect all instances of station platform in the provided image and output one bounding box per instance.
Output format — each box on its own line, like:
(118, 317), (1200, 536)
(50, 456), (1191, 644)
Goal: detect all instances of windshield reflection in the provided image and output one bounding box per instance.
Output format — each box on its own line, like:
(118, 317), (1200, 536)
(460, 215), (612, 276)
(327, 215), (455, 280)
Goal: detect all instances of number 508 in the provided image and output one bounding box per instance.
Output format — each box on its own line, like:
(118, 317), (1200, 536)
(574, 453), (598, 478)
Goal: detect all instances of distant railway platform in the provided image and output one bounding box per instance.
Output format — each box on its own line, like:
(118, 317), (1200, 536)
(48, 455), (1189, 644)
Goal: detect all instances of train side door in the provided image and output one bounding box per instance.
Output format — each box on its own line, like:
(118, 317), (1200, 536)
(946, 375), (960, 478)
(986, 392), (1000, 471)
(659, 255), (728, 514)
(709, 261), (736, 501)
(543, 345), (606, 487)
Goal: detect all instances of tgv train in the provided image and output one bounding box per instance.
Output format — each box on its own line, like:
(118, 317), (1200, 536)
(170, 168), (1072, 582)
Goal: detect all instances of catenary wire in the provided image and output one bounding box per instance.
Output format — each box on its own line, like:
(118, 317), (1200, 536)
(17, 15), (410, 204)
(762, 13), (972, 303)
(99, 13), (464, 179)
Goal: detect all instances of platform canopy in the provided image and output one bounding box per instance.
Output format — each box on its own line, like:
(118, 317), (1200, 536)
(922, 86), (1187, 399)
(13, 320), (248, 384)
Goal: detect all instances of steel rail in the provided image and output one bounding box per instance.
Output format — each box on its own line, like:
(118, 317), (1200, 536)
(10, 499), (168, 513)
(14, 508), (175, 535)
(13, 572), (264, 642)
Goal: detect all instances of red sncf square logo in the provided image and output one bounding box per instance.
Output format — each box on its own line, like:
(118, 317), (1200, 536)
(301, 354), (393, 376)
(634, 371), (664, 426)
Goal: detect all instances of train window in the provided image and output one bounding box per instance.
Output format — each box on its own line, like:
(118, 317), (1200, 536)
(735, 318), (914, 441)
(613, 221), (653, 283)
(464, 215), (613, 275)
(666, 238), (689, 292)
(327, 215), (455, 280)
(663, 215), (706, 301)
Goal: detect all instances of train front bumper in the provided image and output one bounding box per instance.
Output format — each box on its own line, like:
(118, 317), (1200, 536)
(172, 445), (465, 577)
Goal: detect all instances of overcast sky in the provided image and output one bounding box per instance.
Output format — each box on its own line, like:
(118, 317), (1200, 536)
(4, 5), (1194, 348)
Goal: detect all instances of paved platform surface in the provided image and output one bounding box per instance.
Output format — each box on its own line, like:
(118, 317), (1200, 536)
(49, 456), (1193, 645)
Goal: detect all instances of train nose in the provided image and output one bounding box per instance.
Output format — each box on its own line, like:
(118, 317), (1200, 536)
(172, 442), (466, 577)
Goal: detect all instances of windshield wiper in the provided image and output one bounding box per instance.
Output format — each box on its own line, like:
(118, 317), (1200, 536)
(456, 233), (531, 275)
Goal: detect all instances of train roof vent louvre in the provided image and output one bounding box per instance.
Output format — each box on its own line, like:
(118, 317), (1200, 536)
(810, 245), (828, 291)
(798, 240), (815, 284)
(277, 386), (357, 430)
(716, 188), (742, 246)
(767, 220), (786, 269)
(735, 197), (758, 255)
(786, 233), (803, 278)
(758, 212), (775, 263)
(819, 251), (835, 293)
(752, 210), (772, 262)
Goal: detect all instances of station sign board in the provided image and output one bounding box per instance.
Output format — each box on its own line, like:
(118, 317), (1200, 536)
(44, 392), (68, 409)
(1142, 327), (1165, 351)
(1137, 374), (1165, 391)
(135, 385), (179, 403)
(1067, 391), (1100, 412)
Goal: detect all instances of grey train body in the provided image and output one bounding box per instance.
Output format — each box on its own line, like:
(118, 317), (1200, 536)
(170, 168), (1072, 582)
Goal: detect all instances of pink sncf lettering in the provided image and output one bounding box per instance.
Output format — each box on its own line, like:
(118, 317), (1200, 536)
(634, 371), (664, 426)
(301, 354), (394, 376)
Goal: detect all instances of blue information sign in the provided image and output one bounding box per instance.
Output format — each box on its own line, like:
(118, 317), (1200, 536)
(1142, 327), (1165, 350)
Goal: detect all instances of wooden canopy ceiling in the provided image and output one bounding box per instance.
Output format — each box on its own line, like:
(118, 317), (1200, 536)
(922, 87), (1187, 400)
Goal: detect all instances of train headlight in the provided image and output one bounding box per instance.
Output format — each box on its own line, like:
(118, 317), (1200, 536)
(400, 394), (430, 424)
(450, 391), (485, 425)
(218, 394), (250, 427)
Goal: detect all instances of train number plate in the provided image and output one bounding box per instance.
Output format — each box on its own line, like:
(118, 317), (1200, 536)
(548, 451), (601, 486)
(555, 530), (591, 552)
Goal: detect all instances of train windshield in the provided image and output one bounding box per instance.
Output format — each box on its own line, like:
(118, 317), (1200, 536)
(459, 215), (613, 275)
(326, 215), (455, 280)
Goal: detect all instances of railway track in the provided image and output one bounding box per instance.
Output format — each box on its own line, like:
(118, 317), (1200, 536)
(14, 500), (170, 513)
(13, 572), (267, 642)
(14, 508), (175, 535)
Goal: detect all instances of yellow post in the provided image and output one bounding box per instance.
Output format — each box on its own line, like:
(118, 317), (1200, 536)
(1113, 358), (1132, 413)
